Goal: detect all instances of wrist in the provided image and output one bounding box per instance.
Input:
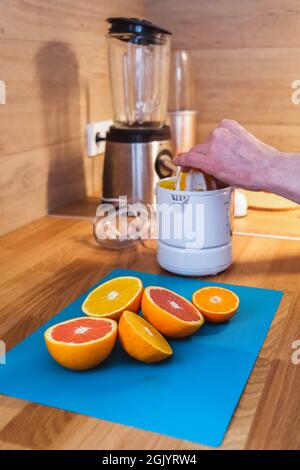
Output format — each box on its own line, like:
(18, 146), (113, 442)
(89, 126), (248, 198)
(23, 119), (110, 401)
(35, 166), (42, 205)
(267, 152), (299, 202)
(256, 152), (280, 192)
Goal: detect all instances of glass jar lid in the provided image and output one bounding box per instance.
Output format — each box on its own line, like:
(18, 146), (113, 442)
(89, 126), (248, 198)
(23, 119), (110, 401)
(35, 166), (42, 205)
(106, 17), (171, 45)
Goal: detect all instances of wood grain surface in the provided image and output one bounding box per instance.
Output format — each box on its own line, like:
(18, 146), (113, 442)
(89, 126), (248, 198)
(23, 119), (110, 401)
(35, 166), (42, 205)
(146, 2), (300, 149)
(0, 0), (144, 235)
(0, 213), (299, 450)
(2, 0), (300, 237)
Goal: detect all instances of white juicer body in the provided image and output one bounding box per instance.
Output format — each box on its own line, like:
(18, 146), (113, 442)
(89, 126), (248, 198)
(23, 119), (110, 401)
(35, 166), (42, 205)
(156, 177), (234, 276)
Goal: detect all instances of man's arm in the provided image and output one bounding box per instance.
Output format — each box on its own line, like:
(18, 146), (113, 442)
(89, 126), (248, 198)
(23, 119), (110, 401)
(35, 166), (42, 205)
(173, 119), (300, 204)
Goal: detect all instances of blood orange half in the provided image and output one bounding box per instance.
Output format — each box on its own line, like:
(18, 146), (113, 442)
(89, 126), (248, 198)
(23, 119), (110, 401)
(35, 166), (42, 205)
(141, 287), (205, 338)
(44, 317), (117, 370)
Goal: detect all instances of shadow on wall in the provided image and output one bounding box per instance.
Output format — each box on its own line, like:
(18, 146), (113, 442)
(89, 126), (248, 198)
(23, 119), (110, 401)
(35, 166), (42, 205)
(35, 42), (87, 212)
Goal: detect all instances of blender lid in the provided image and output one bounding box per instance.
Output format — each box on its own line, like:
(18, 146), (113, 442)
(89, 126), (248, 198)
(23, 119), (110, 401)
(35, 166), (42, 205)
(106, 17), (171, 38)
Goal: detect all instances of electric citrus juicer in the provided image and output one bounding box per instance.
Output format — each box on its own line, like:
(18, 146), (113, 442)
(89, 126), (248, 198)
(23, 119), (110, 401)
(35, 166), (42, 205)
(155, 178), (234, 276)
(102, 17), (174, 206)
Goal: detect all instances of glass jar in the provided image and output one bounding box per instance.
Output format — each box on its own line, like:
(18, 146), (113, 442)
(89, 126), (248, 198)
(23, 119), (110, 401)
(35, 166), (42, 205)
(107, 17), (171, 129)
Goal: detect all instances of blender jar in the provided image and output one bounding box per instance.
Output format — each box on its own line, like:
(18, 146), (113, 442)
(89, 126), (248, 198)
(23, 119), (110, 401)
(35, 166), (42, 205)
(106, 17), (171, 129)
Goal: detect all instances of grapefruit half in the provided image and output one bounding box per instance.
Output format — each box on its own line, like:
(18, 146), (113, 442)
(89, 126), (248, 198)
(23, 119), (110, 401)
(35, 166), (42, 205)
(141, 286), (204, 338)
(44, 317), (117, 370)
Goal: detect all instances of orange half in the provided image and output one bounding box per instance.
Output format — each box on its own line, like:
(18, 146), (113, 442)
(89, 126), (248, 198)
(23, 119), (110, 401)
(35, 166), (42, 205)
(44, 317), (117, 370)
(192, 286), (239, 323)
(82, 276), (143, 321)
(141, 286), (204, 338)
(118, 311), (173, 363)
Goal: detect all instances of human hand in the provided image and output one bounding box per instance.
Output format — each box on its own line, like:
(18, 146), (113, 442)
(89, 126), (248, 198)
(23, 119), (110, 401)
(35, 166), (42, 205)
(173, 119), (281, 191)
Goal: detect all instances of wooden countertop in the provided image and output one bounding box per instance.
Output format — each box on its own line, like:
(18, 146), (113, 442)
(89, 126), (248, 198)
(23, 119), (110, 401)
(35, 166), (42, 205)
(0, 210), (299, 450)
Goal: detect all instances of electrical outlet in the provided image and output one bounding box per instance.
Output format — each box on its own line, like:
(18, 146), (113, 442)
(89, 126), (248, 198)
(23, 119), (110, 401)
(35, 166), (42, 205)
(86, 120), (112, 157)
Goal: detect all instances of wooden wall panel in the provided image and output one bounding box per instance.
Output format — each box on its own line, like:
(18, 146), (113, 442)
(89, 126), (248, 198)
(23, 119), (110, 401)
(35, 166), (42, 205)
(146, 0), (300, 152)
(0, 0), (138, 45)
(0, 0), (144, 235)
(0, 138), (103, 232)
(0, 39), (110, 157)
(146, 0), (300, 50)
(1, 0), (299, 235)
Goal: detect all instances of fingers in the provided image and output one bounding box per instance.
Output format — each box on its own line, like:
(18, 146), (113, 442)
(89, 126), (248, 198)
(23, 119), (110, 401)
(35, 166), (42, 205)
(189, 142), (209, 154)
(219, 119), (244, 134)
(173, 151), (211, 172)
(180, 166), (191, 172)
(219, 119), (265, 148)
(173, 154), (191, 167)
(219, 119), (255, 144)
(173, 140), (208, 165)
(173, 154), (190, 166)
(173, 126), (232, 173)
(172, 155), (181, 165)
(173, 161), (191, 172)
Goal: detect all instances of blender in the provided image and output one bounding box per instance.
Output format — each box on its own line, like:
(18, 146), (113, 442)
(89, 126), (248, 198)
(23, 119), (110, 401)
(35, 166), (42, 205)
(102, 17), (174, 206)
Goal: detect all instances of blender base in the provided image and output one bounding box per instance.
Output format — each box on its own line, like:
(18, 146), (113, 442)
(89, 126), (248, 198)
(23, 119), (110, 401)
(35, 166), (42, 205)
(157, 241), (232, 277)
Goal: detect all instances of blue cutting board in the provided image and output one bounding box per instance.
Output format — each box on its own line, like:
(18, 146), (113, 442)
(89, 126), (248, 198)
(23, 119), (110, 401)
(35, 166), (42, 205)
(0, 269), (283, 447)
